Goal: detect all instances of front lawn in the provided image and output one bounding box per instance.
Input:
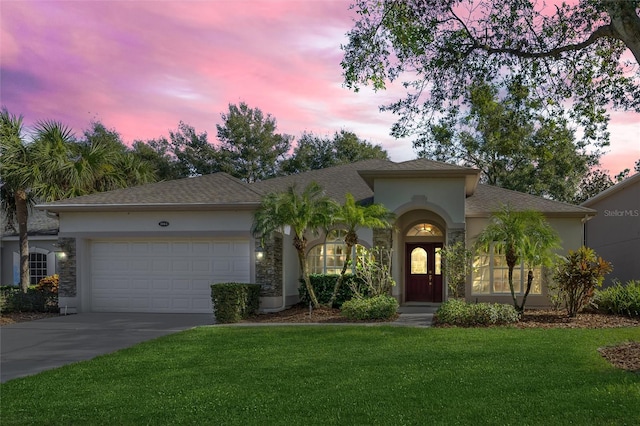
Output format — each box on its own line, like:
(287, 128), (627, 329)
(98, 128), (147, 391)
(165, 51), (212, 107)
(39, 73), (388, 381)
(2, 326), (639, 425)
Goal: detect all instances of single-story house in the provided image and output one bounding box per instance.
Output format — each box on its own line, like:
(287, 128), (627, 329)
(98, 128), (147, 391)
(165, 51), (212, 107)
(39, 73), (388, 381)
(582, 173), (640, 286)
(35, 159), (595, 314)
(1, 209), (60, 285)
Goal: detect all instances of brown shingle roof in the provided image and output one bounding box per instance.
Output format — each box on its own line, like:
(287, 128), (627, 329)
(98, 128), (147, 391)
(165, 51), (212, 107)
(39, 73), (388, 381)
(36, 159), (594, 217)
(252, 159), (389, 203)
(466, 184), (595, 217)
(38, 173), (263, 212)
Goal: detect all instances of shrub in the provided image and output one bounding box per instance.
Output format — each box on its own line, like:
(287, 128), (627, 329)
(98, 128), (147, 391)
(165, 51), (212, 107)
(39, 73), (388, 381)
(35, 274), (59, 294)
(435, 299), (519, 327)
(340, 295), (398, 320)
(211, 283), (261, 324)
(0, 282), (58, 314)
(552, 246), (612, 317)
(592, 280), (640, 317)
(351, 247), (395, 297)
(298, 274), (366, 308)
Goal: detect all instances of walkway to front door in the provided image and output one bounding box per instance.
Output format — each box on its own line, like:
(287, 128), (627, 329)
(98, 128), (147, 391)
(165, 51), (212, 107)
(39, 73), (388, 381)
(405, 243), (443, 302)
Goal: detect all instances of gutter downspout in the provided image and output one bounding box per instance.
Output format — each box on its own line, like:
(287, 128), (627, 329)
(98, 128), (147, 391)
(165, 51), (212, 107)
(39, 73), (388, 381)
(581, 214), (595, 247)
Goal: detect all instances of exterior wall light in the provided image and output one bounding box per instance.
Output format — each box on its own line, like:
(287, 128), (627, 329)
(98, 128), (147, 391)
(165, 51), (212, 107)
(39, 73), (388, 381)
(255, 245), (265, 262)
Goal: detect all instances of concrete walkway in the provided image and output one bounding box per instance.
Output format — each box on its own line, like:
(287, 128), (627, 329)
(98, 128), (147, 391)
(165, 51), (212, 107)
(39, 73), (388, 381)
(1, 310), (433, 383)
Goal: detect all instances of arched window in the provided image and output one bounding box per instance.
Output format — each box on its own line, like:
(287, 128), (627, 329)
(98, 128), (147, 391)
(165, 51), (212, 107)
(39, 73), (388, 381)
(307, 230), (363, 275)
(407, 223), (443, 237)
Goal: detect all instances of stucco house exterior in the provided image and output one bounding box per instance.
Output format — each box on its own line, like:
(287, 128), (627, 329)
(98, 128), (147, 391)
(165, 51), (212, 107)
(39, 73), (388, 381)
(35, 159), (595, 314)
(1, 209), (60, 286)
(582, 173), (640, 286)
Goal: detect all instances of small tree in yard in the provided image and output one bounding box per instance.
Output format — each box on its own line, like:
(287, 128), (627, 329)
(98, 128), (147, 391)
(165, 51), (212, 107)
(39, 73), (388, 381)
(252, 182), (337, 309)
(328, 193), (394, 307)
(348, 246), (396, 298)
(552, 246), (612, 317)
(440, 241), (473, 299)
(475, 205), (560, 314)
(342, 247), (398, 321)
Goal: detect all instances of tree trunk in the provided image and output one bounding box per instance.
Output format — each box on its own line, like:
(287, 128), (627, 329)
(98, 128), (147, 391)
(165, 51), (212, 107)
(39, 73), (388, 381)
(520, 269), (534, 313)
(15, 189), (30, 292)
(328, 242), (354, 307)
(294, 235), (319, 308)
(506, 247), (521, 312)
(606, 1), (640, 64)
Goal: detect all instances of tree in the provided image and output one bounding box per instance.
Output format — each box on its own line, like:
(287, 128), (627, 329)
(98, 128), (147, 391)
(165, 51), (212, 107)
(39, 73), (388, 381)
(1, 109), (156, 290)
(328, 193), (395, 306)
(573, 160), (640, 203)
(475, 205), (560, 313)
(342, 0), (640, 146)
(416, 81), (596, 202)
(217, 102), (293, 182)
(281, 130), (389, 175)
(252, 183), (337, 308)
(1, 107), (32, 290)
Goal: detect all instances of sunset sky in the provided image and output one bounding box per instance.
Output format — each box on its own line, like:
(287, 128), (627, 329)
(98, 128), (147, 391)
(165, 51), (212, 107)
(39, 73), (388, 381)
(1, 1), (638, 174)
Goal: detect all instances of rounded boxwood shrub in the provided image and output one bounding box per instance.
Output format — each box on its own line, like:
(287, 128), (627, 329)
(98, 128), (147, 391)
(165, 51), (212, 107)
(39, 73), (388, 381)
(435, 299), (519, 326)
(340, 295), (398, 320)
(592, 280), (640, 317)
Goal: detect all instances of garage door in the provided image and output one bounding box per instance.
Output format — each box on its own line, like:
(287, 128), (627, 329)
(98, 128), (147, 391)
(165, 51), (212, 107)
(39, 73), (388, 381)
(90, 239), (250, 313)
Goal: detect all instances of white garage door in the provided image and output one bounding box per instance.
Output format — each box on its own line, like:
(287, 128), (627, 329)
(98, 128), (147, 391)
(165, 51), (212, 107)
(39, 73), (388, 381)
(90, 239), (250, 313)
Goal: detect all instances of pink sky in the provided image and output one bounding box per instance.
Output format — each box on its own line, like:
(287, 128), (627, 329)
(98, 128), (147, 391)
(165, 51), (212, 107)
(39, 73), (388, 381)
(1, 1), (638, 174)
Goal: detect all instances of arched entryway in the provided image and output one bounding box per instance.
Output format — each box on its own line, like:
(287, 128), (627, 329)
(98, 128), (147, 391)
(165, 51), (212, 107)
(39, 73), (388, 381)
(396, 211), (447, 304)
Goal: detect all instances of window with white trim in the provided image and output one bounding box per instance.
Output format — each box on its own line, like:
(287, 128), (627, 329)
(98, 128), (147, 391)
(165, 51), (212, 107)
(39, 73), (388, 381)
(12, 247), (56, 285)
(472, 245), (542, 295)
(307, 230), (364, 275)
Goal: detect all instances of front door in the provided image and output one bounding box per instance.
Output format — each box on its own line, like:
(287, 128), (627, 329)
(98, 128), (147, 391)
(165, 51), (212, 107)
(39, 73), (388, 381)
(405, 243), (443, 302)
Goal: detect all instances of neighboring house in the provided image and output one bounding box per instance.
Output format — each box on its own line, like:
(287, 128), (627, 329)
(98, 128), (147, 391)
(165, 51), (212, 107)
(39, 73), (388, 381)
(0, 208), (60, 285)
(36, 159), (595, 314)
(582, 173), (640, 286)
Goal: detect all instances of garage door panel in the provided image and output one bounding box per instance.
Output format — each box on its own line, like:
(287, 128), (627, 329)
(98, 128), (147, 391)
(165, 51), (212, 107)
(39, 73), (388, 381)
(90, 239), (250, 313)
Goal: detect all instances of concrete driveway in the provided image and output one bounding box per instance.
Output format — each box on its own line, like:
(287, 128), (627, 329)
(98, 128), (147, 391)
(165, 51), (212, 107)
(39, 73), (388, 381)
(1, 313), (214, 383)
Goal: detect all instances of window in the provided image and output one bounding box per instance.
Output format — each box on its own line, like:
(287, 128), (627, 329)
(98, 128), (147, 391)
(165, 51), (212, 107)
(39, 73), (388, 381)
(406, 223), (443, 237)
(472, 245), (542, 295)
(12, 247), (55, 286)
(307, 230), (363, 275)
(30, 252), (48, 285)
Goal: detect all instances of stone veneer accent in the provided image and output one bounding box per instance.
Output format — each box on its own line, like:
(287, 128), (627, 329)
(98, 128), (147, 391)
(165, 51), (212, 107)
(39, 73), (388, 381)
(57, 237), (77, 297)
(446, 228), (467, 299)
(256, 234), (283, 297)
(373, 228), (393, 248)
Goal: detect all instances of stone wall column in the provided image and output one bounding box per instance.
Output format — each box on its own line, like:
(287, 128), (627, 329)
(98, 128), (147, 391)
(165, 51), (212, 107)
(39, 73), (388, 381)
(57, 237), (76, 298)
(255, 234), (283, 298)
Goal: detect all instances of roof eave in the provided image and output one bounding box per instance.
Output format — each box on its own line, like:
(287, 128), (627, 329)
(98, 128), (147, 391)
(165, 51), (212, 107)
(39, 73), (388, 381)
(36, 202), (260, 213)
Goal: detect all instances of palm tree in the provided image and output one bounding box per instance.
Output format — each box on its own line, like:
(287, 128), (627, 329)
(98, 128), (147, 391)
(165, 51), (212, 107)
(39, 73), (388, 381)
(1, 109), (156, 291)
(328, 193), (395, 306)
(1, 107), (33, 291)
(252, 182), (337, 308)
(474, 205), (560, 313)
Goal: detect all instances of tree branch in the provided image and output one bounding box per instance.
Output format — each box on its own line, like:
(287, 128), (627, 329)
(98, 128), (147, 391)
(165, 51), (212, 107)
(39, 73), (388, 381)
(475, 25), (616, 59)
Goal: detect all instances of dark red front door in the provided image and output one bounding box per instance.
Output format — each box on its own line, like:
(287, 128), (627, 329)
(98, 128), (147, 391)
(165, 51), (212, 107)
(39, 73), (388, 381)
(405, 243), (443, 302)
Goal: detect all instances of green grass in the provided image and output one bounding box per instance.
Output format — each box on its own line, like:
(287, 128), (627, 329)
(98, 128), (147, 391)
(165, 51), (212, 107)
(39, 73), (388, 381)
(2, 326), (639, 425)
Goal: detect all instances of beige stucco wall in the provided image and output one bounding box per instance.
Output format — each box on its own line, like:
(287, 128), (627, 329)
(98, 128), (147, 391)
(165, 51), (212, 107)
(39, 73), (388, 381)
(373, 177), (467, 225)
(58, 210), (255, 235)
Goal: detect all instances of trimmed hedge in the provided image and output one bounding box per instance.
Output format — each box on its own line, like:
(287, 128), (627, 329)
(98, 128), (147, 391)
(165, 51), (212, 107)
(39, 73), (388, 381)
(435, 299), (519, 327)
(211, 283), (261, 324)
(298, 274), (367, 308)
(340, 295), (399, 320)
(592, 280), (640, 318)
